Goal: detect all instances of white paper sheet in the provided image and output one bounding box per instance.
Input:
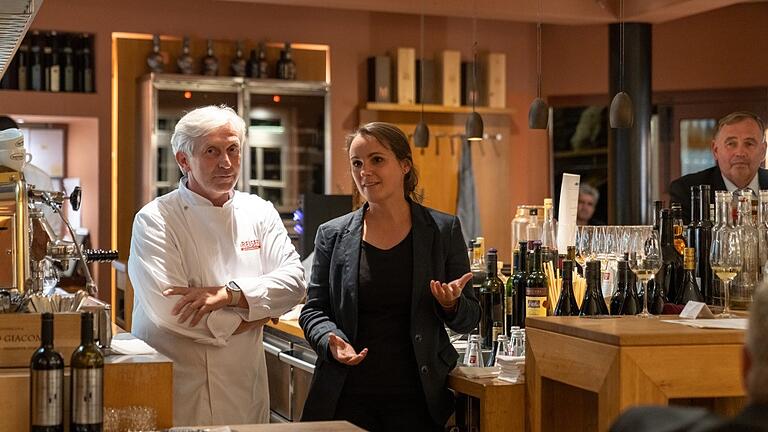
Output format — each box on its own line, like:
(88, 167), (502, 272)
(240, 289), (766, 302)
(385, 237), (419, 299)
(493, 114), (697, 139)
(557, 173), (581, 253)
(110, 332), (158, 355)
(662, 318), (747, 330)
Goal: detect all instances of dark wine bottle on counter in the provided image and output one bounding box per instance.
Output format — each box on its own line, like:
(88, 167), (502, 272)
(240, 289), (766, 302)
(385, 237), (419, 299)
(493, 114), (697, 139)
(177, 36), (194, 75)
(30, 30), (43, 91)
(276, 42), (296, 80)
(61, 34), (75, 92)
(676, 247), (704, 304)
(70, 312), (103, 432)
(17, 35), (30, 90)
(620, 253), (639, 315)
(610, 259), (629, 315)
(230, 41), (246, 77)
(30, 312), (64, 432)
(554, 260), (579, 316)
(580, 261), (609, 316)
(688, 185), (714, 304)
(526, 241), (548, 319)
(480, 248), (504, 348)
(654, 208), (679, 313)
(202, 39), (219, 76)
(509, 241), (528, 329)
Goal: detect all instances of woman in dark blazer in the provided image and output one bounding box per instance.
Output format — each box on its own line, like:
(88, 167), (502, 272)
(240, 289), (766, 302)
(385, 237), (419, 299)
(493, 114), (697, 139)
(299, 122), (481, 431)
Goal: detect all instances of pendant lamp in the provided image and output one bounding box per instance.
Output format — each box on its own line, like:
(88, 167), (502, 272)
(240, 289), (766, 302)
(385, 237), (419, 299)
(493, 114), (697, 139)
(414, 5), (430, 149)
(466, 12), (483, 142)
(528, 0), (548, 129)
(610, 0), (633, 129)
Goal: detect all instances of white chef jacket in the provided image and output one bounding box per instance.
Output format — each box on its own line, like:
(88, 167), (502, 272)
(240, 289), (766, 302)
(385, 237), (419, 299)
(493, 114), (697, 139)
(128, 179), (306, 426)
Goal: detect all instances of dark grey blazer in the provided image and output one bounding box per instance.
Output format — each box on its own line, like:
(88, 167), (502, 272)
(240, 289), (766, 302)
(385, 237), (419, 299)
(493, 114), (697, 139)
(299, 200), (481, 424)
(669, 165), (768, 224)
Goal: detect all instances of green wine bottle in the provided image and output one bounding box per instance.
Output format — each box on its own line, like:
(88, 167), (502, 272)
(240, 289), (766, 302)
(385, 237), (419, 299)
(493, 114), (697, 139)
(70, 312), (104, 432)
(30, 312), (64, 432)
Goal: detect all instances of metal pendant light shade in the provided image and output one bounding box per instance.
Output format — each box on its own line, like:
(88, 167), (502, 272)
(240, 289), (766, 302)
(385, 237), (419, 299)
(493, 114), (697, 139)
(528, 97), (549, 129)
(414, 121), (430, 148)
(466, 111), (484, 141)
(609, 91), (634, 128)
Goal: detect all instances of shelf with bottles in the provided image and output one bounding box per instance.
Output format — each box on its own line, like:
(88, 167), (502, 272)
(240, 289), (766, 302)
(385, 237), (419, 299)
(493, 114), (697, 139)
(0, 29), (95, 94)
(138, 35), (328, 83)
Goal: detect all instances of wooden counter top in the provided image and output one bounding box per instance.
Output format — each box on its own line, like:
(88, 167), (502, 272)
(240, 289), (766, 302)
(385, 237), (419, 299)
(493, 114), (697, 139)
(526, 315), (744, 346)
(267, 318), (305, 339)
(194, 421), (363, 431)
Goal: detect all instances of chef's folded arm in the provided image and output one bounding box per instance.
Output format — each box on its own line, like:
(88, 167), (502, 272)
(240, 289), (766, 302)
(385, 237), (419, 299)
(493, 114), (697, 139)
(129, 211), (242, 347)
(232, 206), (307, 322)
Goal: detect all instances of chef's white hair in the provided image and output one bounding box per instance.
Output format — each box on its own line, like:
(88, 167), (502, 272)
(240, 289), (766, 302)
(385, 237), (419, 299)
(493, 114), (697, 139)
(747, 283), (768, 403)
(171, 105), (246, 160)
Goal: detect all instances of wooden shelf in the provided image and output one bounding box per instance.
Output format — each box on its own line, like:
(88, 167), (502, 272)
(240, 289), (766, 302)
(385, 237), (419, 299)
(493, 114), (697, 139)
(0, 90), (102, 118)
(553, 147), (608, 159)
(364, 102), (513, 115)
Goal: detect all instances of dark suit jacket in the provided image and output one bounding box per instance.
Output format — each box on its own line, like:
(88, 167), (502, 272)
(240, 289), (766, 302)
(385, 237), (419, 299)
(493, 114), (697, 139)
(610, 404), (768, 432)
(669, 166), (768, 224)
(298, 201), (481, 425)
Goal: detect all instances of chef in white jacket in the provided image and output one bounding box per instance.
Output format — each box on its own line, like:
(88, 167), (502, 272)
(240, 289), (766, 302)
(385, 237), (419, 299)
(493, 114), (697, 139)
(129, 105), (306, 426)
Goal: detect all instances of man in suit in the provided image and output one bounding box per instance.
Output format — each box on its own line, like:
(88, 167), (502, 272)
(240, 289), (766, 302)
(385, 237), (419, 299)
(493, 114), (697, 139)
(610, 284), (768, 432)
(669, 111), (768, 224)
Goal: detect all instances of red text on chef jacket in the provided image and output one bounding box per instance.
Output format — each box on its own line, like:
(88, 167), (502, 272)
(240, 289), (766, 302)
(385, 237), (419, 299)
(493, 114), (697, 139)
(240, 239), (261, 251)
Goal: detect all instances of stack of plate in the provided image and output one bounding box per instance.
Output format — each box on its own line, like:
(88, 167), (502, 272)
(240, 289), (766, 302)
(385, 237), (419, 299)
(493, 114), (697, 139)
(496, 355), (525, 383)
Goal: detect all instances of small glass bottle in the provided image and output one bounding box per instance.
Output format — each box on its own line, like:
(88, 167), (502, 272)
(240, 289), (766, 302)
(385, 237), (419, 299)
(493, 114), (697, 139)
(146, 34), (164, 73)
(275, 42), (296, 80)
(541, 198), (557, 254)
(202, 39), (219, 76)
(177, 36), (194, 75)
(464, 334), (484, 367)
(497, 334), (511, 358)
(230, 40), (246, 77)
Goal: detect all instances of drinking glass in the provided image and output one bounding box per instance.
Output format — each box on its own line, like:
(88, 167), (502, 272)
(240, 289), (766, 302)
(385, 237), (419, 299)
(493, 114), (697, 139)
(710, 223), (742, 318)
(628, 226), (662, 319)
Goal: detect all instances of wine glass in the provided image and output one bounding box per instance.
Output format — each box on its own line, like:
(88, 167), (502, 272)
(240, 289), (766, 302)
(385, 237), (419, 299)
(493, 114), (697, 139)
(710, 223), (742, 318)
(575, 226), (588, 268)
(628, 226), (662, 319)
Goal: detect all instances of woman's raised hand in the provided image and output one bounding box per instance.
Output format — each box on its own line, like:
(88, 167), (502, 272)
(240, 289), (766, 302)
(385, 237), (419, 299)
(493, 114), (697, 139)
(430, 272), (473, 312)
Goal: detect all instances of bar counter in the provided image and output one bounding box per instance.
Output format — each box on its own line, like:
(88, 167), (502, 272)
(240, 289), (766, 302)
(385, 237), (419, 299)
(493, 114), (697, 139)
(526, 316), (746, 432)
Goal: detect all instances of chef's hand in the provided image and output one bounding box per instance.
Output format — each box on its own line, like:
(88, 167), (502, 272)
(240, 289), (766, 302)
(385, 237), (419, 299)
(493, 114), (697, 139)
(164, 286), (229, 327)
(430, 272), (473, 312)
(233, 317), (280, 335)
(327, 333), (367, 366)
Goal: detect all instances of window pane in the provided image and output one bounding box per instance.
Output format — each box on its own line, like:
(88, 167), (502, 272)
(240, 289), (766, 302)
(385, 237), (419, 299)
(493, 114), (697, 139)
(263, 148), (282, 181)
(680, 119), (716, 176)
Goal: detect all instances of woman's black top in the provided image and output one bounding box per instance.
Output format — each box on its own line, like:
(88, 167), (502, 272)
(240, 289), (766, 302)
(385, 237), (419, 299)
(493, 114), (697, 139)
(342, 231), (420, 396)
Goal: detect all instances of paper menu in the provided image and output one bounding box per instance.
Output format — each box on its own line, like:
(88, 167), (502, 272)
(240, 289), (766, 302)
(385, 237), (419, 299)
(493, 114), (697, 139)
(557, 173), (581, 253)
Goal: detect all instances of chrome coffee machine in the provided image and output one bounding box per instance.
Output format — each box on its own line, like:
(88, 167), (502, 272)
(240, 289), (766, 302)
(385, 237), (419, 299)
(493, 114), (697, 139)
(0, 129), (116, 319)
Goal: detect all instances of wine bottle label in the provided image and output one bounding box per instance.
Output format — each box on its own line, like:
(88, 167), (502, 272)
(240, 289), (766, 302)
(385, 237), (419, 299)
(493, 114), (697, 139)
(506, 297), (513, 313)
(50, 65), (60, 92)
(31, 369), (63, 426)
(18, 66), (27, 90)
(64, 66), (74, 92)
(72, 368), (103, 424)
(83, 69), (93, 92)
(601, 270), (614, 299)
(526, 285), (547, 317)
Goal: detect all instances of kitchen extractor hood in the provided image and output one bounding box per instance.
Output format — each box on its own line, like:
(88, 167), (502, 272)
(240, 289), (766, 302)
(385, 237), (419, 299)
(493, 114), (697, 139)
(0, 0), (43, 80)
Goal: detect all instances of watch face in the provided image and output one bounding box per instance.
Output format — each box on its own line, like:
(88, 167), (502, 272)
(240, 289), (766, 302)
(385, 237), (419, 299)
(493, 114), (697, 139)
(228, 281), (241, 292)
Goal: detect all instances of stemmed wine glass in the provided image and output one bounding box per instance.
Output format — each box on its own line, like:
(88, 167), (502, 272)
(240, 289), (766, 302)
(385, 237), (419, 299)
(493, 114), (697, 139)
(710, 222), (742, 318)
(628, 226), (662, 319)
(575, 226), (588, 268)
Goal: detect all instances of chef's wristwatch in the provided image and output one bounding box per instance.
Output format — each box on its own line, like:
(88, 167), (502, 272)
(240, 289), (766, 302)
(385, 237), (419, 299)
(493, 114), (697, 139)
(225, 281), (242, 307)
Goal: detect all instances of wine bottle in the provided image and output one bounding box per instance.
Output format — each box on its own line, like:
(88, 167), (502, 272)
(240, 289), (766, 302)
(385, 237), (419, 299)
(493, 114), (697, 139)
(554, 260), (579, 316)
(687, 185), (714, 304)
(202, 39), (219, 76)
(580, 260), (609, 316)
(257, 42), (269, 78)
(526, 242), (548, 318)
(70, 312), (104, 432)
(230, 40), (246, 77)
(609, 259), (629, 315)
(671, 202), (686, 255)
(471, 237), (486, 303)
(510, 241), (528, 329)
(652, 200), (664, 231)
(505, 249), (518, 334)
(30, 30), (43, 91)
(540, 198), (557, 254)
(480, 248), (504, 348)
(655, 208), (681, 311)
(61, 34), (75, 92)
(30, 312), (64, 432)
(47, 31), (61, 92)
(78, 34), (94, 93)
(676, 247), (704, 304)
(17, 35), (30, 90)
(146, 34), (164, 73)
(620, 252), (639, 315)
(177, 36), (194, 75)
(276, 42), (296, 80)
(734, 193), (759, 309)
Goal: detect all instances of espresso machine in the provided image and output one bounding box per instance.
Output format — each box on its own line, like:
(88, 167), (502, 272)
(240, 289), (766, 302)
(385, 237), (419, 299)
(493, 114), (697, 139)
(0, 129), (116, 348)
